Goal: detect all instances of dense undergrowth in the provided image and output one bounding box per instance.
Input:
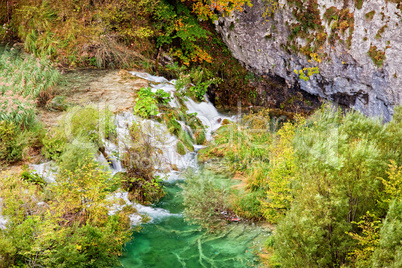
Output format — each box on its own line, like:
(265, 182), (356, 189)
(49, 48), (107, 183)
(0, 101), (172, 266)
(196, 105), (402, 267)
(0, 47), (60, 165)
(1, 0), (265, 110)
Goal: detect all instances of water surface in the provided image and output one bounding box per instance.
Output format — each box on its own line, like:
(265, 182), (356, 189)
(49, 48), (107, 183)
(120, 182), (269, 268)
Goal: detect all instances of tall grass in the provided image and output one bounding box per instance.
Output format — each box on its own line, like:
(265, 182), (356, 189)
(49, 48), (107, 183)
(0, 47), (60, 126)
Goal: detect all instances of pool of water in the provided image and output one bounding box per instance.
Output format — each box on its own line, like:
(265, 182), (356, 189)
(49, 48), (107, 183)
(120, 182), (270, 268)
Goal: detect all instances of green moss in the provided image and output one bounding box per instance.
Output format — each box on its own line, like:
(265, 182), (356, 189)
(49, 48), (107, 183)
(375, 25), (388, 39)
(365, 11), (375, 20)
(177, 141), (186, 155)
(163, 113), (182, 136)
(368, 45), (386, 67)
(179, 130), (194, 152)
(355, 0), (363, 9)
(222, 119), (232, 125)
(194, 130), (206, 145)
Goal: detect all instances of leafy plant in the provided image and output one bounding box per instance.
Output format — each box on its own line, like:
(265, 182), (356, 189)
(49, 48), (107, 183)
(0, 162), (133, 267)
(293, 66), (319, 81)
(134, 87), (171, 117)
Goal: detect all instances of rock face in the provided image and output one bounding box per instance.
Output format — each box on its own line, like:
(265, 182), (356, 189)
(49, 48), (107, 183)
(216, 0), (402, 121)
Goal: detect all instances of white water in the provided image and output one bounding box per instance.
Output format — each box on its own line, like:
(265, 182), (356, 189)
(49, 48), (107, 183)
(108, 191), (181, 225)
(17, 71), (231, 226)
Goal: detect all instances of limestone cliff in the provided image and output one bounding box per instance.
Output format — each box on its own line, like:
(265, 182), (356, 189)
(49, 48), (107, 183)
(216, 0), (402, 120)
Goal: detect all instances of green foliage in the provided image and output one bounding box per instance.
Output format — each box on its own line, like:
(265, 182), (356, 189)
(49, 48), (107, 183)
(0, 120), (45, 165)
(124, 176), (165, 205)
(0, 121), (22, 164)
(200, 105), (402, 266)
(380, 161), (402, 203)
(173, 66), (222, 101)
(134, 87), (171, 118)
(199, 110), (273, 219)
(20, 170), (47, 188)
(11, 0), (156, 67)
(262, 120), (302, 223)
(368, 45), (387, 67)
(181, 171), (234, 231)
(57, 138), (98, 175)
(41, 127), (68, 160)
(42, 105), (116, 170)
(0, 162), (132, 267)
(347, 211), (381, 267)
(0, 47), (60, 127)
(185, 0), (252, 21)
(271, 106), (394, 266)
(153, 1), (212, 66)
(122, 121), (165, 204)
(371, 199), (402, 267)
(64, 105), (116, 145)
(177, 141), (186, 155)
(293, 66), (319, 81)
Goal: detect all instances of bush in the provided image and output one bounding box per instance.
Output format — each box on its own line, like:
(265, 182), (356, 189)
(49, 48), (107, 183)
(181, 171), (234, 231)
(41, 127), (68, 160)
(64, 105), (116, 145)
(41, 105), (116, 162)
(57, 138), (98, 175)
(122, 121), (165, 204)
(0, 161), (133, 267)
(372, 200), (402, 267)
(0, 121), (23, 164)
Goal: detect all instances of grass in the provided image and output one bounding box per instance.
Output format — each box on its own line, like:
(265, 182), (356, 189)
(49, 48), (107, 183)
(0, 46), (60, 127)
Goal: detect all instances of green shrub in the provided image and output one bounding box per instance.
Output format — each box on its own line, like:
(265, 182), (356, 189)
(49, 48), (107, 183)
(0, 160), (133, 267)
(122, 121), (165, 204)
(41, 128), (68, 160)
(0, 121), (23, 164)
(181, 171), (234, 231)
(20, 170), (47, 188)
(372, 199), (402, 267)
(56, 138), (98, 174)
(64, 105), (115, 144)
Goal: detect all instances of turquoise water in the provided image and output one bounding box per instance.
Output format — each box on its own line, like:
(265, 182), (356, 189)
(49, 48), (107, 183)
(120, 182), (270, 268)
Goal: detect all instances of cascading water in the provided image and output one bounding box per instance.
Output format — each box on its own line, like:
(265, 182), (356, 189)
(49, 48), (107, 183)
(27, 71), (270, 267)
(116, 72), (270, 267)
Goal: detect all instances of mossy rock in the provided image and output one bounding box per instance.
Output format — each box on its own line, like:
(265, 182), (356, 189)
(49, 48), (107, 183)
(179, 130), (194, 152)
(163, 113), (182, 136)
(176, 141), (186, 155)
(194, 129), (206, 145)
(222, 119), (232, 125)
(186, 115), (204, 132)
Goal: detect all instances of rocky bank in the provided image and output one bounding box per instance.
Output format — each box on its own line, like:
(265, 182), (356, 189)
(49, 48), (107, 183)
(216, 0), (402, 121)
